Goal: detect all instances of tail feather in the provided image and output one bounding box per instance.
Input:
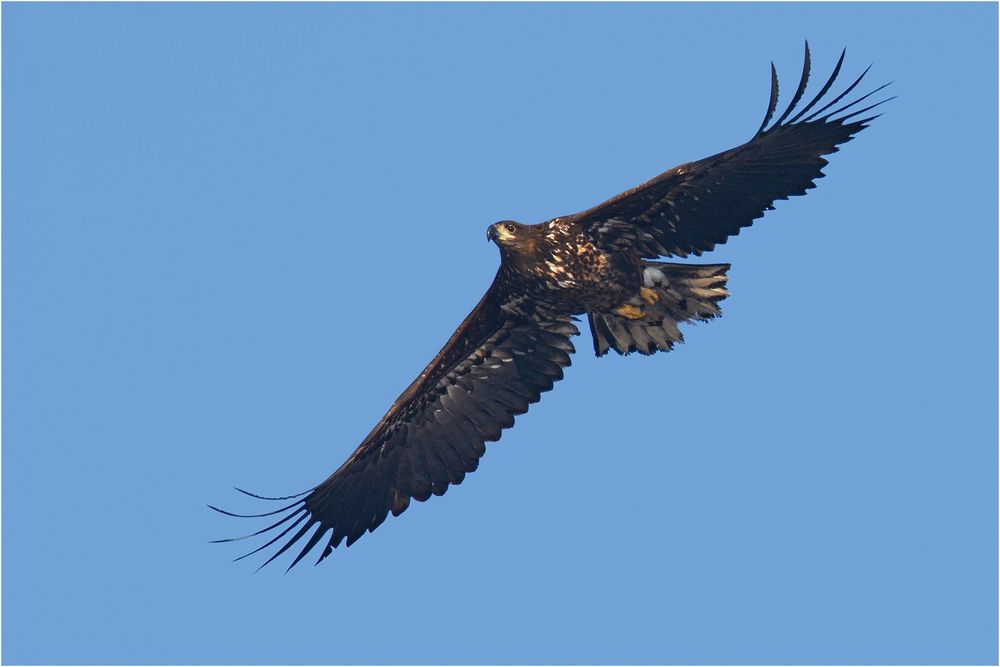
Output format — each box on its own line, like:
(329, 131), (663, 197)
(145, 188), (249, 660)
(589, 262), (730, 356)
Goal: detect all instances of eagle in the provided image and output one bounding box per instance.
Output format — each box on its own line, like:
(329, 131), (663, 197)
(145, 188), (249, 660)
(213, 44), (890, 570)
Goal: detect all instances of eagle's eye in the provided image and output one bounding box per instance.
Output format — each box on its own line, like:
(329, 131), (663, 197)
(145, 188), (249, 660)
(505, 224), (516, 234)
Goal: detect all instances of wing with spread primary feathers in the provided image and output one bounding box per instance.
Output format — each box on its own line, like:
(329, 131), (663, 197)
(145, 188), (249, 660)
(212, 276), (578, 570)
(568, 43), (893, 259)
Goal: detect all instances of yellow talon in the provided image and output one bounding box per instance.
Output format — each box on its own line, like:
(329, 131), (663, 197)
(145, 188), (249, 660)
(613, 304), (645, 320)
(640, 286), (660, 304)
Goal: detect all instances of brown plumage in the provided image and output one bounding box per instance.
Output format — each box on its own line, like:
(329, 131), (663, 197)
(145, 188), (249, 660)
(212, 44), (890, 570)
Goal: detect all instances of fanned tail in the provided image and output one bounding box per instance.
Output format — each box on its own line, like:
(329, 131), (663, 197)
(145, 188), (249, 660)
(588, 262), (730, 356)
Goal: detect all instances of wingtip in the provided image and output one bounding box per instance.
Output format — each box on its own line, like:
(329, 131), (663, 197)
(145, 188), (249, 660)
(755, 62), (781, 137)
(208, 497), (304, 518)
(234, 486), (313, 501)
(208, 503), (256, 519)
(802, 59), (876, 123)
(773, 42), (813, 128)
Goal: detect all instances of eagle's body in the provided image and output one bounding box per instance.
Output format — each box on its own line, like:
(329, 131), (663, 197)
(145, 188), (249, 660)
(213, 45), (890, 571)
(494, 218), (641, 315)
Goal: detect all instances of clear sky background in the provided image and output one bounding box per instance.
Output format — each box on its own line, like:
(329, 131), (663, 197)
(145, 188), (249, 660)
(3, 3), (997, 665)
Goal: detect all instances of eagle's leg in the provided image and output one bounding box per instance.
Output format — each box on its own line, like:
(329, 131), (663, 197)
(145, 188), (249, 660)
(614, 287), (659, 318)
(613, 303), (645, 320)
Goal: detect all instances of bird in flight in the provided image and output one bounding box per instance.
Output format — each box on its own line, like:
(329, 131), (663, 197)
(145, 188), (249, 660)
(213, 43), (890, 571)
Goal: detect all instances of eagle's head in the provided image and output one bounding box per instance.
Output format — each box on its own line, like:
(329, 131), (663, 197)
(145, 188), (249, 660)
(487, 220), (533, 251)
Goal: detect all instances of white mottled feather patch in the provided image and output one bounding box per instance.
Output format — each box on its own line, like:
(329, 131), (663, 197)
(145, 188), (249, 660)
(643, 266), (666, 287)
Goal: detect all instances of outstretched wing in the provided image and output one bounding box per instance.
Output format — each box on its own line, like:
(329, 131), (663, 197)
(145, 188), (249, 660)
(568, 43), (892, 258)
(212, 275), (578, 570)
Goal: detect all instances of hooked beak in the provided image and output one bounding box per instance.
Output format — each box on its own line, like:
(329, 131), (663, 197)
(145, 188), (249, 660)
(487, 225), (498, 243)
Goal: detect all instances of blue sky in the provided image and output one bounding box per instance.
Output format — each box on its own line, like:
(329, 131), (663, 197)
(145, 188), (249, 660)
(3, 3), (997, 664)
